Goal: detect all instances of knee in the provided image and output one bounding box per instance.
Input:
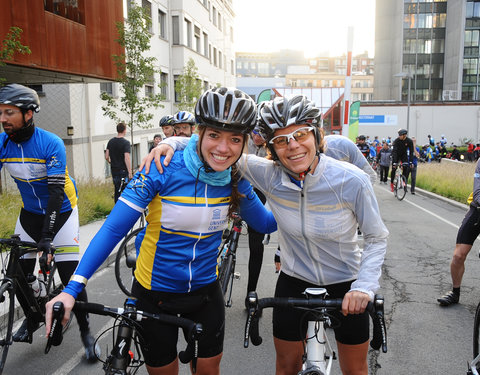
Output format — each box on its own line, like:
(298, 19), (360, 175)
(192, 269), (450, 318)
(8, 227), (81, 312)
(452, 247), (470, 264)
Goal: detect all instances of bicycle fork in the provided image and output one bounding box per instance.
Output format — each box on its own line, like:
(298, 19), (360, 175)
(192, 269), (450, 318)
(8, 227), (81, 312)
(302, 320), (335, 375)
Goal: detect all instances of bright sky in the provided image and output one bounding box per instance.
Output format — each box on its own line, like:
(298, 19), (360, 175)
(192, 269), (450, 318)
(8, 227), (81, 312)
(233, 0), (376, 58)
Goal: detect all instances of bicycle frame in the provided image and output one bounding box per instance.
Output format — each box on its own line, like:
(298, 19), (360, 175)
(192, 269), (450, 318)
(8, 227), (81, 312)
(302, 288), (335, 375)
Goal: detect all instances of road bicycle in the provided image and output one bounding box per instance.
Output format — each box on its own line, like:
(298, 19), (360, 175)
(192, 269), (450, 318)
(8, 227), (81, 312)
(244, 288), (387, 375)
(393, 162), (407, 201)
(48, 299), (203, 375)
(0, 235), (72, 374)
(217, 213), (244, 307)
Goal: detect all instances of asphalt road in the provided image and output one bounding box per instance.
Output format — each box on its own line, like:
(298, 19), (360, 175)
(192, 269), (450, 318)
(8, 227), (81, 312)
(2, 182), (480, 374)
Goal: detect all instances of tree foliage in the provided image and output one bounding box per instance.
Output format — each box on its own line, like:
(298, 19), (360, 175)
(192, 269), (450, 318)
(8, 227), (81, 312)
(101, 4), (164, 131)
(175, 58), (203, 112)
(0, 27), (31, 84)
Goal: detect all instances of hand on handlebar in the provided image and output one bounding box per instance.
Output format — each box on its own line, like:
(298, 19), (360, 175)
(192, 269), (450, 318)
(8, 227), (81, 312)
(38, 237), (54, 269)
(45, 292), (75, 336)
(341, 290), (370, 316)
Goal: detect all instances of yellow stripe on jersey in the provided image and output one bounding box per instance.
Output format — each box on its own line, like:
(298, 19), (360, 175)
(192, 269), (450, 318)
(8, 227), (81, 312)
(0, 157), (46, 163)
(135, 223), (161, 290)
(65, 168), (77, 208)
(14, 176), (46, 183)
(160, 195), (231, 205)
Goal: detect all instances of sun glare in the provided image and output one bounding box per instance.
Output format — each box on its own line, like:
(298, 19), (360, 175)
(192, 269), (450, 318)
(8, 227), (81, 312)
(234, 0), (375, 58)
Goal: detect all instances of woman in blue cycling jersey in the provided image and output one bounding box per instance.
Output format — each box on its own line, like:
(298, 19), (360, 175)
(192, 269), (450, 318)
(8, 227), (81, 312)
(46, 87), (276, 375)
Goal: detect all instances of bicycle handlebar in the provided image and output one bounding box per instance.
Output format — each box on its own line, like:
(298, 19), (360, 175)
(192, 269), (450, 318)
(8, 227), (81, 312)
(244, 292), (387, 354)
(0, 235), (55, 272)
(73, 300), (203, 365)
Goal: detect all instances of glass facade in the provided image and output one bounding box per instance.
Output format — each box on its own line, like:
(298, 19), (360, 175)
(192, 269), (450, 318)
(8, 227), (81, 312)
(402, 0), (447, 101)
(463, 0), (480, 100)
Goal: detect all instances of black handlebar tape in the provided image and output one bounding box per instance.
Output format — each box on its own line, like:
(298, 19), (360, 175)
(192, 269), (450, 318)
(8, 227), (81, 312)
(74, 301), (110, 316)
(45, 301), (65, 354)
(249, 314), (262, 347)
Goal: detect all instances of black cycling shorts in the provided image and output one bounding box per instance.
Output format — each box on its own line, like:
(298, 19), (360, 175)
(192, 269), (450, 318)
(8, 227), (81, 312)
(131, 279), (225, 368)
(456, 205), (480, 245)
(272, 272), (369, 345)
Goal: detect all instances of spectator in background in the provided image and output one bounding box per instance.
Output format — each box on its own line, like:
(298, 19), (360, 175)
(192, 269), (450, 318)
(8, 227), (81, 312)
(159, 115), (175, 138)
(428, 134), (435, 147)
(356, 135), (370, 158)
(467, 142), (474, 162)
(440, 135), (447, 147)
(474, 144), (480, 161)
(439, 143), (448, 159)
(105, 122), (133, 203)
(386, 136), (392, 145)
(450, 145), (461, 161)
(410, 137), (421, 195)
(377, 142), (392, 185)
(149, 134), (162, 152)
(172, 111), (196, 137)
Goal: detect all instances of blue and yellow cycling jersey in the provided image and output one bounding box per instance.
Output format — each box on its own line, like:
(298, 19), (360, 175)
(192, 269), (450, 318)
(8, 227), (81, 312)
(0, 127), (77, 214)
(119, 152), (275, 293)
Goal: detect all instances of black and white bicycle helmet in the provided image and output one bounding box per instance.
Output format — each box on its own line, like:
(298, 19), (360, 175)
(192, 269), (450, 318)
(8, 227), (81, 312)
(257, 95), (320, 142)
(173, 111), (195, 125)
(195, 87), (256, 134)
(0, 84), (40, 112)
(159, 115), (175, 127)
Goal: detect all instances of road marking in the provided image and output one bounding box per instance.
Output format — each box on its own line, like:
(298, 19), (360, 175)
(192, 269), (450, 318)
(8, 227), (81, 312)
(404, 198), (460, 229)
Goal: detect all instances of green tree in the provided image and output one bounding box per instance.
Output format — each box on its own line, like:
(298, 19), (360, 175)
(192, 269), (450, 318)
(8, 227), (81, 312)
(101, 4), (164, 169)
(0, 27), (31, 84)
(175, 58), (203, 112)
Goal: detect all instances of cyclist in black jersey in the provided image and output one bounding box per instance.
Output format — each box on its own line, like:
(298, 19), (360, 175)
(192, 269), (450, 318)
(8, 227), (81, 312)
(356, 135), (370, 158)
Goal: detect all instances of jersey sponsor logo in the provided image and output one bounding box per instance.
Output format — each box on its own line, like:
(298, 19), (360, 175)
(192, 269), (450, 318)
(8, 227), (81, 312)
(47, 156), (61, 168)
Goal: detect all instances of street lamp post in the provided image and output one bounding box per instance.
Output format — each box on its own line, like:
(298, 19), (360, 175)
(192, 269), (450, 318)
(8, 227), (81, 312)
(394, 70), (413, 134)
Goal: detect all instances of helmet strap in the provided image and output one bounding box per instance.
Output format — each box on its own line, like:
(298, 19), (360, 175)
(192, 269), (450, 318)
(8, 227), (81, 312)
(7, 116), (35, 144)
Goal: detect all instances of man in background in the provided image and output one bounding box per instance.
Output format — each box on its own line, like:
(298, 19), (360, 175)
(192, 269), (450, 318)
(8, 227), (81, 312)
(105, 122), (132, 202)
(172, 111), (196, 137)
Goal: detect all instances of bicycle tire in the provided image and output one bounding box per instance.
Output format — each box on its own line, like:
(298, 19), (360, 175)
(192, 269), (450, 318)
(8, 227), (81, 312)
(115, 227), (142, 297)
(396, 175), (407, 201)
(473, 301), (480, 359)
(0, 282), (15, 373)
(218, 253), (234, 297)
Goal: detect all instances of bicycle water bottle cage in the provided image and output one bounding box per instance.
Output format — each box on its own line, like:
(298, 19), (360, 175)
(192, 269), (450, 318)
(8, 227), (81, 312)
(303, 288), (328, 298)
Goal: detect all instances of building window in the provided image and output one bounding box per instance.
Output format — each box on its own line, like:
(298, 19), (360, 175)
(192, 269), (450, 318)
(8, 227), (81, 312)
(212, 6), (217, 26)
(230, 26), (234, 43)
(174, 75), (180, 102)
(161, 72), (168, 98)
(142, 0), (152, 32)
(213, 47), (217, 66)
(204, 80), (209, 92)
(158, 9), (166, 38)
(203, 32), (209, 57)
(194, 26), (201, 53)
(231, 59), (235, 75)
(145, 73), (154, 97)
(44, 0), (85, 24)
(218, 12), (222, 31)
(100, 82), (113, 96)
(185, 19), (192, 48)
(172, 16), (179, 45)
(219, 51), (222, 69)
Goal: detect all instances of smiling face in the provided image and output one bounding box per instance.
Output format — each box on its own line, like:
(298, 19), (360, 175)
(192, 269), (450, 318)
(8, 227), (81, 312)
(272, 124), (318, 179)
(199, 127), (245, 172)
(0, 104), (31, 135)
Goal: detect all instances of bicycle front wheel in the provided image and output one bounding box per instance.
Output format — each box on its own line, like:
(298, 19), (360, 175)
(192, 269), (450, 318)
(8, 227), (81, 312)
(396, 175), (407, 201)
(0, 282), (15, 373)
(115, 227), (142, 297)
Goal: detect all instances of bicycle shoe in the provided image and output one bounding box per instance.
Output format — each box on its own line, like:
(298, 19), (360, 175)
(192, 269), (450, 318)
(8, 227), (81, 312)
(81, 331), (101, 363)
(437, 291), (459, 306)
(12, 319), (38, 343)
